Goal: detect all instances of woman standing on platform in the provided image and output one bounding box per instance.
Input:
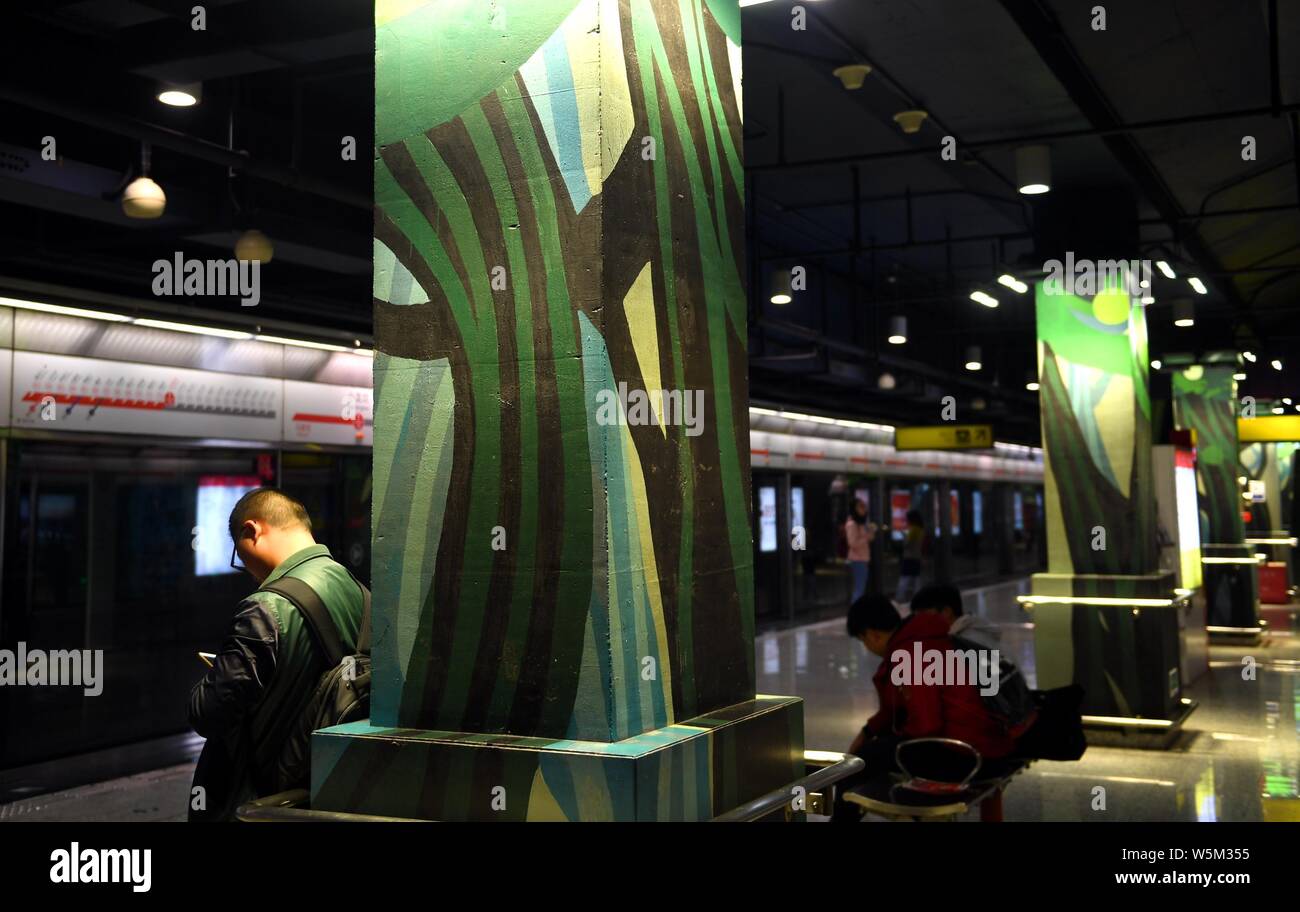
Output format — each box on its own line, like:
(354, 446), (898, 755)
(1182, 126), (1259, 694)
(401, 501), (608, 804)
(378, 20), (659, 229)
(844, 498), (878, 603)
(895, 510), (926, 604)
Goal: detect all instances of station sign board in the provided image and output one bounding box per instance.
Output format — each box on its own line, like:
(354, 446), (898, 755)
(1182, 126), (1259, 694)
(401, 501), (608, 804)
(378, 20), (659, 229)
(894, 424), (994, 451)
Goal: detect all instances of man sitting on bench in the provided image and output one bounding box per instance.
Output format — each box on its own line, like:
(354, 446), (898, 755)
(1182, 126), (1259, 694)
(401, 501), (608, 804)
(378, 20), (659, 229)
(832, 594), (1019, 822)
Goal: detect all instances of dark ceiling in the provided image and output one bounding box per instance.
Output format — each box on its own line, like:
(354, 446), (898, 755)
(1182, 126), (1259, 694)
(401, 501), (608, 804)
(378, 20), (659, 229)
(1, 0), (1297, 443)
(743, 0), (1300, 441)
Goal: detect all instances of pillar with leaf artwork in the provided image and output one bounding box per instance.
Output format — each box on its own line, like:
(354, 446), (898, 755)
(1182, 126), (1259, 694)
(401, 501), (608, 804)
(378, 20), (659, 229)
(309, 0), (803, 821)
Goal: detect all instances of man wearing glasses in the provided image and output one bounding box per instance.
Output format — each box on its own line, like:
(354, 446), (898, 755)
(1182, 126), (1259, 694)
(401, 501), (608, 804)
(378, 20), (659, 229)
(188, 488), (367, 821)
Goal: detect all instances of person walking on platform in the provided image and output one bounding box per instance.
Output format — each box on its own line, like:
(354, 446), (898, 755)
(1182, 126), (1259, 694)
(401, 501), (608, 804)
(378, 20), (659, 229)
(843, 497), (878, 603)
(188, 489), (367, 822)
(894, 509), (926, 604)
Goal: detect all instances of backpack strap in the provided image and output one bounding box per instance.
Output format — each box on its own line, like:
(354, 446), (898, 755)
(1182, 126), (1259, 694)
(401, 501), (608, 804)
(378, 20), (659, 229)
(356, 583), (372, 656)
(263, 577), (346, 667)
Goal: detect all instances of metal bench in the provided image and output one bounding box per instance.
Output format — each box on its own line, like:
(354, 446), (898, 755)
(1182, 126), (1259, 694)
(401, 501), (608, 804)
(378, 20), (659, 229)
(843, 738), (1031, 822)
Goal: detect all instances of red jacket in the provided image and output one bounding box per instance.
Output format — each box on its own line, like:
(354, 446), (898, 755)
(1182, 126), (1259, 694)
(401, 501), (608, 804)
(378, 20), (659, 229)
(864, 612), (1017, 759)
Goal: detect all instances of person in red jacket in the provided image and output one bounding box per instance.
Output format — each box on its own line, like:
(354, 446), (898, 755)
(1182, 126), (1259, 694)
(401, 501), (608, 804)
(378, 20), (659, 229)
(832, 594), (1015, 822)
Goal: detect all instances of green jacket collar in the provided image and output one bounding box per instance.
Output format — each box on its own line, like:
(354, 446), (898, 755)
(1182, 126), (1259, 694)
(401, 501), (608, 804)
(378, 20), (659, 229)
(260, 544), (332, 588)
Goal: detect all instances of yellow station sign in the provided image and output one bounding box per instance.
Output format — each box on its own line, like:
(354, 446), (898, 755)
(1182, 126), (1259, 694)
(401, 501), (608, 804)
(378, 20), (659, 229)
(895, 424), (994, 451)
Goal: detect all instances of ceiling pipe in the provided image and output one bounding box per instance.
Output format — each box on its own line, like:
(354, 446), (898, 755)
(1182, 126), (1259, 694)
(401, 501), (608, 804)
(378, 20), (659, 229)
(0, 84), (370, 210)
(748, 101), (1300, 173)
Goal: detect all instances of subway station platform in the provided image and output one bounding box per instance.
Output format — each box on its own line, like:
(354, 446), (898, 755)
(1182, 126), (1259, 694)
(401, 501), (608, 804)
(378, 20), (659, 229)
(6, 579), (1297, 823)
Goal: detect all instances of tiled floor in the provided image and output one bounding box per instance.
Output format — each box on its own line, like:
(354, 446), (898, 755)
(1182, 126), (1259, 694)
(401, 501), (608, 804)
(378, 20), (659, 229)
(5, 578), (1298, 822)
(756, 579), (1300, 822)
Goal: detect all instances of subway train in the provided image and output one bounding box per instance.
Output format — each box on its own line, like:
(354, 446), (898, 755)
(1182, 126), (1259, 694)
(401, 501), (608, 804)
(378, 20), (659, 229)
(0, 290), (1042, 797)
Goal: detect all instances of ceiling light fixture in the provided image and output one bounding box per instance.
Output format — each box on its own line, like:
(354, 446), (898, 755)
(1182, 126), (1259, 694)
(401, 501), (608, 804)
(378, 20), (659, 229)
(1157, 261), (1176, 279)
(1173, 299), (1195, 328)
(1233, 372), (1247, 381)
(1188, 277), (1208, 295)
(122, 142), (166, 219)
(1151, 359), (1162, 370)
(1026, 370), (1039, 392)
(833, 64), (872, 90)
(769, 268), (793, 305)
(878, 372), (897, 390)
(892, 110), (929, 134)
(1272, 359), (1283, 371)
(970, 290), (999, 308)
(888, 315), (907, 345)
(997, 274), (1028, 294)
(1015, 145), (1051, 195)
(236, 229), (274, 264)
(965, 346), (982, 371)
(157, 82), (202, 107)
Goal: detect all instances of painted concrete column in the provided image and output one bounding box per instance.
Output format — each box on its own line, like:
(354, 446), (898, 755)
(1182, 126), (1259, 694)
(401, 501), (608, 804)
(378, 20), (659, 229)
(1172, 363), (1260, 632)
(1029, 277), (1182, 720)
(311, 0), (801, 821)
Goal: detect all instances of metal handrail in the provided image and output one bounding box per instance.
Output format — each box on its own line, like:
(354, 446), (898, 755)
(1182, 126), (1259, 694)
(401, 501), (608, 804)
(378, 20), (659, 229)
(236, 750), (865, 822)
(712, 751), (865, 822)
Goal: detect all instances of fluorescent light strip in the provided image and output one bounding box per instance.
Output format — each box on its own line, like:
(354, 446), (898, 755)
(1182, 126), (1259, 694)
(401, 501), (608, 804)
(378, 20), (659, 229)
(1188, 277), (1208, 294)
(0, 296), (132, 323)
(254, 334), (352, 353)
(133, 318), (253, 340)
(1244, 537), (1298, 546)
(1202, 556), (1263, 564)
(1016, 595), (1182, 607)
(1156, 261), (1176, 279)
(969, 290), (999, 308)
(1080, 714), (1174, 729)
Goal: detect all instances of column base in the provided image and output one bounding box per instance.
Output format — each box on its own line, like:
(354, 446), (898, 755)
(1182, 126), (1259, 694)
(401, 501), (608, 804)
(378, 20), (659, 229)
(1202, 543), (1261, 631)
(310, 695), (804, 821)
(1025, 571), (1184, 719)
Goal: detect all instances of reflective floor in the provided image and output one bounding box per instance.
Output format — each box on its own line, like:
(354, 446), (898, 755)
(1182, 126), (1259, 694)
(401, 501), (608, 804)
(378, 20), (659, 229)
(757, 578), (1300, 822)
(5, 577), (1298, 822)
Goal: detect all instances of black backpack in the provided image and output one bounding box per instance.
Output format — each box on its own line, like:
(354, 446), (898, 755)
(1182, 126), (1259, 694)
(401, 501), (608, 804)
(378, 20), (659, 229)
(1014, 684), (1087, 761)
(257, 575), (371, 794)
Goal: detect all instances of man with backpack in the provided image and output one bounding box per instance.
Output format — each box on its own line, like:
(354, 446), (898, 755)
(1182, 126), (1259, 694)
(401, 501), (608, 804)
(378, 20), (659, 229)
(832, 594), (1030, 822)
(188, 488), (369, 822)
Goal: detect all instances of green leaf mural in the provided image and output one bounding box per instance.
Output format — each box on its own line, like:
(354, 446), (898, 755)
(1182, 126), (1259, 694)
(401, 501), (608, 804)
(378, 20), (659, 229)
(369, 0), (754, 743)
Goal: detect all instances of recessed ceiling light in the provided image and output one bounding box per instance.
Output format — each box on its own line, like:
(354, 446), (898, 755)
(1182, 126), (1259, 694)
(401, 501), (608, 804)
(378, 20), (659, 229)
(965, 345), (982, 371)
(157, 83), (202, 107)
(1272, 359), (1283, 370)
(997, 274), (1028, 294)
(1188, 277), (1208, 294)
(1233, 372), (1246, 381)
(1157, 261), (1176, 279)
(1151, 359), (1162, 370)
(970, 290), (999, 308)
(1173, 299), (1195, 327)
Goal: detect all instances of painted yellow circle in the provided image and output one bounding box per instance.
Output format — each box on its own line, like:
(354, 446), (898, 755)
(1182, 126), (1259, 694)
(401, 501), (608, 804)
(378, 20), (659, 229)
(1092, 290), (1129, 325)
